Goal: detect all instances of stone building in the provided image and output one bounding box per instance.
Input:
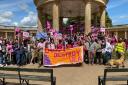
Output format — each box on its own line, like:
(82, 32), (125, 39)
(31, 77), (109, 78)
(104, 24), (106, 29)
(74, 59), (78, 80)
(34, 0), (108, 34)
(0, 25), (37, 39)
(106, 25), (128, 39)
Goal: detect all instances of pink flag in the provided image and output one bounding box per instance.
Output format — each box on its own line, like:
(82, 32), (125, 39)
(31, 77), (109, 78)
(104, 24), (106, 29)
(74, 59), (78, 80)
(15, 27), (21, 36)
(15, 27), (20, 32)
(46, 20), (51, 30)
(100, 27), (105, 32)
(69, 25), (73, 31)
(23, 32), (29, 38)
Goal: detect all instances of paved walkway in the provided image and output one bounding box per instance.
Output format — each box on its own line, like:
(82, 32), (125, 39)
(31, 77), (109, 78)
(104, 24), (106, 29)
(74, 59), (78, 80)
(25, 62), (128, 85)
(3, 62), (128, 85)
(53, 63), (105, 85)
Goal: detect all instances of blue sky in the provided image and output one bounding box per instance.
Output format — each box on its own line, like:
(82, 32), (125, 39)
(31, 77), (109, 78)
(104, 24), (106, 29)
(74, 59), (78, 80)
(0, 0), (37, 27)
(107, 0), (128, 25)
(0, 0), (128, 27)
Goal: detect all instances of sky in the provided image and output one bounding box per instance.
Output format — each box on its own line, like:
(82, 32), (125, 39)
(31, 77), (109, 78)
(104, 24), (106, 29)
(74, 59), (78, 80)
(0, 0), (37, 27)
(0, 0), (128, 27)
(107, 0), (128, 25)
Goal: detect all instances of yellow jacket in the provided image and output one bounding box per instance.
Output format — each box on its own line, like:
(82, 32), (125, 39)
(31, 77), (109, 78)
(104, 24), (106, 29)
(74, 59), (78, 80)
(115, 42), (125, 53)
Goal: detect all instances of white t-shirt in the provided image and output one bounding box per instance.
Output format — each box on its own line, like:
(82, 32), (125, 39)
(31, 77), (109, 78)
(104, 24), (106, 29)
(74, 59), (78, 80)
(104, 42), (112, 53)
(37, 42), (46, 52)
(0, 45), (2, 50)
(48, 43), (55, 49)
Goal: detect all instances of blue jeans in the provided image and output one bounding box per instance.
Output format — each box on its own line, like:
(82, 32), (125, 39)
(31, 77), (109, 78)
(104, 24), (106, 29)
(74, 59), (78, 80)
(103, 52), (112, 64)
(16, 53), (21, 65)
(0, 53), (3, 64)
(15, 49), (21, 65)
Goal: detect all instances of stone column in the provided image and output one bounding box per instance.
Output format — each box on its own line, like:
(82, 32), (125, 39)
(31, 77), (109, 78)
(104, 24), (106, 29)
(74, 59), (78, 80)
(37, 10), (43, 32)
(52, 1), (59, 31)
(100, 6), (106, 27)
(84, 1), (91, 35)
(115, 31), (118, 39)
(125, 31), (127, 39)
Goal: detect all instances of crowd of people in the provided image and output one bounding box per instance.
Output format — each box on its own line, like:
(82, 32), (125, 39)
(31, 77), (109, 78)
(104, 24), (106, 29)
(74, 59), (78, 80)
(0, 28), (127, 67)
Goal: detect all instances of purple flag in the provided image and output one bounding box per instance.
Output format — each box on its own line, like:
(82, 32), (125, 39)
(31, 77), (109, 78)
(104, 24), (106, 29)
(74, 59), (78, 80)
(46, 20), (51, 30)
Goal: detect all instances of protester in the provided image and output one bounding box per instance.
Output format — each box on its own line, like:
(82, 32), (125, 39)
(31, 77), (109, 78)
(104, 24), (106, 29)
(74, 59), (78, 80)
(47, 39), (56, 49)
(95, 40), (102, 64)
(102, 38), (113, 65)
(88, 39), (97, 65)
(6, 41), (13, 63)
(31, 43), (38, 64)
(57, 40), (64, 49)
(0, 43), (3, 67)
(0, 26), (126, 67)
(37, 39), (46, 67)
(115, 38), (126, 59)
(66, 40), (73, 48)
(83, 37), (90, 64)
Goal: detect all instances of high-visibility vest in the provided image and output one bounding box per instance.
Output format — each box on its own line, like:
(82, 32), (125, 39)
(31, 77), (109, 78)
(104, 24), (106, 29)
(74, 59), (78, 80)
(115, 42), (125, 53)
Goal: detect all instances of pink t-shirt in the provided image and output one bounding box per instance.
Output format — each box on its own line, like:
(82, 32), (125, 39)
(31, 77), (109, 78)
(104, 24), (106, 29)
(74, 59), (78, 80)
(37, 42), (46, 52)
(37, 42), (44, 48)
(0, 40), (2, 44)
(7, 44), (13, 53)
(111, 37), (117, 45)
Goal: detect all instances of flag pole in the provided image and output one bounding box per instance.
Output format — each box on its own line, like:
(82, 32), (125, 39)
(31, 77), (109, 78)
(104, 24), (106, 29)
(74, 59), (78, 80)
(17, 27), (20, 48)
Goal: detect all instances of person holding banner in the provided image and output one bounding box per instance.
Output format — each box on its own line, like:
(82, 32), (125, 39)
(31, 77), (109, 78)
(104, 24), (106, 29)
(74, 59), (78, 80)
(57, 40), (64, 49)
(37, 39), (46, 67)
(66, 40), (73, 48)
(31, 43), (38, 64)
(47, 39), (56, 49)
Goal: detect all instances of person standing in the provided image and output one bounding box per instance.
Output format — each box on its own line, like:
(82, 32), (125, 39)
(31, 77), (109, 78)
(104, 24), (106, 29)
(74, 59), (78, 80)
(102, 38), (113, 65)
(95, 40), (102, 64)
(47, 39), (56, 49)
(31, 43), (38, 64)
(115, 38), (126, 59)
(6, 42), (13, 64)
(0, 43), (3, 67)
(37, 39), (46, 67)
(84, 38), (90, 64)
(57, 40), (64, 49)
(88, 39), (97, 65)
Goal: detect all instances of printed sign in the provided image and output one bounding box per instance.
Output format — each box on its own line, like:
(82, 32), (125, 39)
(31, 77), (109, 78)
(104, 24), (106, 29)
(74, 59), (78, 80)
(43, 46), (83, 66)
(23, 32), (29, 38)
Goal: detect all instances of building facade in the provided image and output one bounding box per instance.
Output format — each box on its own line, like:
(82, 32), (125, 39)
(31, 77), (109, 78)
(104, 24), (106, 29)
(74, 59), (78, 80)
(34, 0), (108, 34)
(0, 25), (37, 39)
(106, 25), (128, 39)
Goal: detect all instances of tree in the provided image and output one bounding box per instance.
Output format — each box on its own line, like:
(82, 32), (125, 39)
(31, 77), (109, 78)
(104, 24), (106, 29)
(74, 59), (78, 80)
(106, 11), (112, 27)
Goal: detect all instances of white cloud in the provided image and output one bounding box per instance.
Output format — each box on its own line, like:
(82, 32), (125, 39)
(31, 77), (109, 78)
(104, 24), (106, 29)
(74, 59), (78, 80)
(18, 3), (30, 13)
(111, 15), (128, 25)
(0, 11), (13, 18)
(112, 15), (128, 20)
(0, 11), (13, 24)
(107, 0), (128, 9)
(20, 12), (37, 26)
(0, 17), (11, 24)
(0, 0), (32, 9)
(0, 0), (33, 13)
(119, 15), (128, 19)
(0, 0), (36, 26)
(12, 22), (19, 26)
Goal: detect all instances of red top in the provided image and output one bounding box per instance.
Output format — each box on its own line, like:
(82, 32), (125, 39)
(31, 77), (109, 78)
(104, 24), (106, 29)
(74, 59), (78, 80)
(57, 44), (64, 49)
(66, 44), (73, 48)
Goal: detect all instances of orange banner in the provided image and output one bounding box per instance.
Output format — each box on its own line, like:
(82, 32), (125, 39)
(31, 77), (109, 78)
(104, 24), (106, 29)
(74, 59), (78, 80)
(43, 46), (83, 66)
